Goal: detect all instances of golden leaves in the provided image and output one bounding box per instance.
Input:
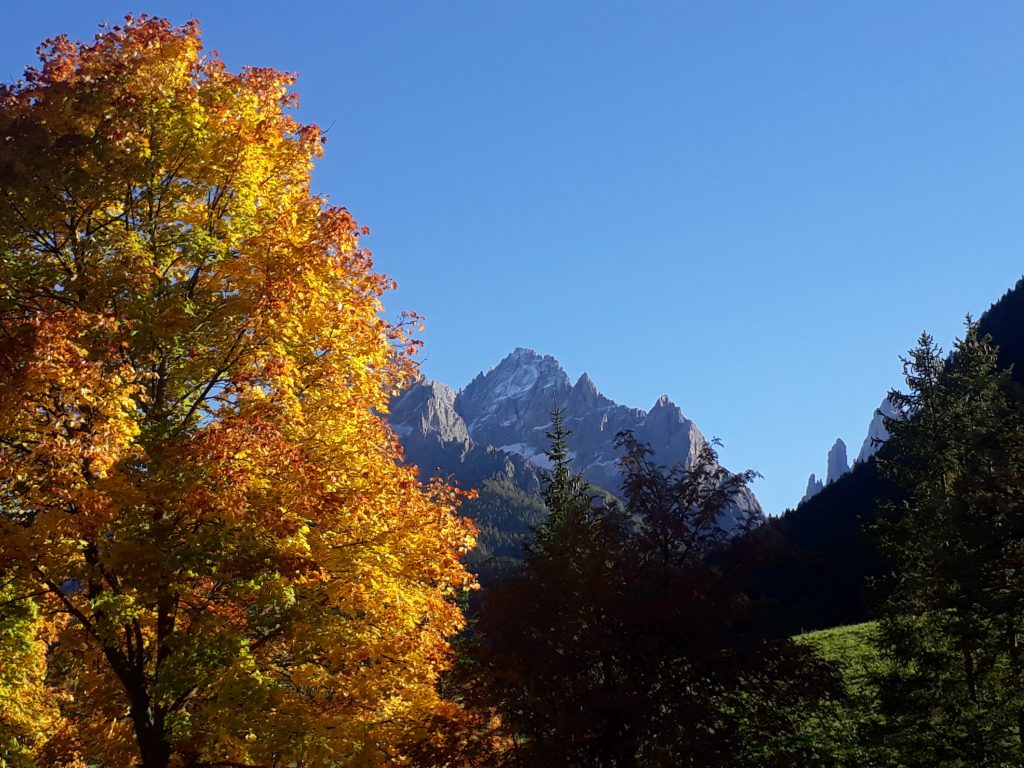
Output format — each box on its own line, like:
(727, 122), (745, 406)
(0, 14), (477, 767)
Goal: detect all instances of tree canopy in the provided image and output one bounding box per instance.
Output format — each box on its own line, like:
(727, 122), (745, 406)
(0, 16), (474, 767)
(465, 422), (841, 767)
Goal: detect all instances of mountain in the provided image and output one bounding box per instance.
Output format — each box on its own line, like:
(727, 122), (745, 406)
(800, 437), (852, 503)
(801, 474), (824, 504)
(857, 396), (900, 464)
(802, 393), (903, 506)
(827, 439), (851, 483)
(455, 348), (712, 496)
(388, 348), (763, 576)
(978, 276), (1024, 383)
(390, 378), (541, 494)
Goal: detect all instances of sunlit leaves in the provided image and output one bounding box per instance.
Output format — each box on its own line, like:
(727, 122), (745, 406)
(0, 15), (474, 767)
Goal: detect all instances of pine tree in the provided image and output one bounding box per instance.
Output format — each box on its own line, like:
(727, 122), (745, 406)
(534, 407), (594, 545)
(875, 321), (1024, 767)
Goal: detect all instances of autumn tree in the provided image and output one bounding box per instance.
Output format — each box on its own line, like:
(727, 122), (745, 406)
(874, 322), (1024, 766)
(0, 16), (475, 768)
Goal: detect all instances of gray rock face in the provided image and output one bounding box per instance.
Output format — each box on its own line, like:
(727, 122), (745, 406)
(455, 349), (718, 494)
(456, 348), (574, 469)
(389, 348), (763, 530)
(797, 396), (903, 508)
(391, 379), (469, 447)
(857, 396), (900, 463)
(456, 350), (715, 494)
(826, 439), (850, 484)
(799, 438), (852, 506)
(801, 474), (824, 504)
(390, 378), (540, 494)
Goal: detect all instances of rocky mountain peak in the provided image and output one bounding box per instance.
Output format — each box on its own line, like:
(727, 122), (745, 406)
(643, 395), (692, 432)
(575, 371), (598, 394)
(826, 438), (850, 484)
(801, 473), (824, 504)
(567, 371), (606, 411)
(857, 396), (900, 463)
(645, 395), (689, 425)
(389, 378), (469, 446)
(391, 348), (763, 532)
(640, 395), (703, 468)
(508, 346), (541, 360)
(799, 437), (852, 506)
(459, 349), (570, 414)
(455, 348), (572, 449)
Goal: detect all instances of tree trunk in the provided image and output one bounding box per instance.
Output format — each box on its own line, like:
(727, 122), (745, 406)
(130, 690), (171, 768)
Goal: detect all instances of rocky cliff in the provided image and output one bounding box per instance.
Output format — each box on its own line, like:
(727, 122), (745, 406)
(389, 348), (763, 538)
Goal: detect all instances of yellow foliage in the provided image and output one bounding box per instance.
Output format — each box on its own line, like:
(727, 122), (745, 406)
(0, 15), (476, 767)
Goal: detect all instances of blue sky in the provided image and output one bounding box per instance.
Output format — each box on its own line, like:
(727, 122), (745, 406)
(5, 3), (1024, 514)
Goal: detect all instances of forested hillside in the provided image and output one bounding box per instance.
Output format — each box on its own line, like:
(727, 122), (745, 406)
(743, 276), (1024, 635)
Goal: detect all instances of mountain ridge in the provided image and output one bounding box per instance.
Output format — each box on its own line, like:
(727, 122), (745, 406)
(389, 348), (763, 541)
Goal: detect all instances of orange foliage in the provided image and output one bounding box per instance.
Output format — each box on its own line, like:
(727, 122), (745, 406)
(0, 15), (476, 767)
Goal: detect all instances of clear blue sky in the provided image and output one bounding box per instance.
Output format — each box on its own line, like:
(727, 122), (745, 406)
(5, 3), (1024, 514)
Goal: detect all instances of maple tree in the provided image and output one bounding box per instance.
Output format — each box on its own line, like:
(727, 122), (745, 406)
(0, 16), (476, 767)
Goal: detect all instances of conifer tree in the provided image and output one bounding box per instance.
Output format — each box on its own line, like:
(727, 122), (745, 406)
(534, 407), (593, 545)
(875, 321), (1024, 767)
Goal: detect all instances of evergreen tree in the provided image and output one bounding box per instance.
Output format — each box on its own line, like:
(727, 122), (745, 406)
(875, 321), (1024, 766)
(468, 410), (632, 766)
(534, 407), (595, 545)
(465, 420), (840, 767)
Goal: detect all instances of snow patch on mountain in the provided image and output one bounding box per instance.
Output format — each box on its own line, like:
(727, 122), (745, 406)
(498, 443), (555, 469)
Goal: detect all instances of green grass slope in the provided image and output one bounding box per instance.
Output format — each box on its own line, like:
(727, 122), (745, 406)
(792, 622), (898, 767)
